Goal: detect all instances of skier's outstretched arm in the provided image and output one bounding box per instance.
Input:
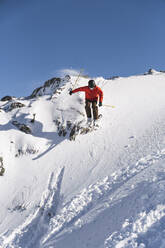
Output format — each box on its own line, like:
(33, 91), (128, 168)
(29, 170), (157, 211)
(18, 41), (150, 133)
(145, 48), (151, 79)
(69, 86), (87, 95)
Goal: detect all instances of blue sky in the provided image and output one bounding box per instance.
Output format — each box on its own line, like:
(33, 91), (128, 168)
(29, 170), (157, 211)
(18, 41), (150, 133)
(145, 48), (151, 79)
(0, 0), (165, 98)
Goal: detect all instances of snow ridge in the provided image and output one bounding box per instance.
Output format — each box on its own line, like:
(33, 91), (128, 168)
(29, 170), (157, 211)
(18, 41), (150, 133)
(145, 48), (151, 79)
(43, 148), (165, 247)
(42, 176), (111, 246)
(104, 205), (165, 248)
(111, 148), (165, 186)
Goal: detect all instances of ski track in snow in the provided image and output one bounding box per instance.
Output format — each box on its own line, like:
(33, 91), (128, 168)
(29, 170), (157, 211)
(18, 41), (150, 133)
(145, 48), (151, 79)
(0, 167), (65, 248)
(41, 148), (165, 247)
(1, 147), (165, 247)
(104, 205), (165, 248)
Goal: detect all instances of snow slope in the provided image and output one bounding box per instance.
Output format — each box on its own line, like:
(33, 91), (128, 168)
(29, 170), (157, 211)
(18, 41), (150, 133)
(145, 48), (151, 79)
(1, 70), (165, 247)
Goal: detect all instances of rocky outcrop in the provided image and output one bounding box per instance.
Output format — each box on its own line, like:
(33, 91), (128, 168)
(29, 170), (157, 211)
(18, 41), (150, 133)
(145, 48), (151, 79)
(6, 102), (25, 112)
(53, 118), (96, 141)
(69, 123), (96, 141)
(1, 96), (13, 101)
(29, 75), (70, 98)
(30, 87), (43, 98)
(44, 77), (61, 88)
(12, 121), (32, 134)
(107, 76), (120, 80)
(145, 68), (159, 75)
(15, 147), (38, 157)
(0, 157), (5, 176)
(53, 119), (68, 137)
(148, 68), (155, 75)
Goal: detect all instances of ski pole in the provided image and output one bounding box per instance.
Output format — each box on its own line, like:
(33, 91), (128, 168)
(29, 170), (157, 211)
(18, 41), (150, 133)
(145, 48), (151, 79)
(103, 104), (115, 108)
(71, 68), (83, 90)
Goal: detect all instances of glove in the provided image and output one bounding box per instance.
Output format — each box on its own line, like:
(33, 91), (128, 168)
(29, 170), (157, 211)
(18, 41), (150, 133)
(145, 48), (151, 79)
(99, 102), (102, 107)
(69, 90), (73, 95)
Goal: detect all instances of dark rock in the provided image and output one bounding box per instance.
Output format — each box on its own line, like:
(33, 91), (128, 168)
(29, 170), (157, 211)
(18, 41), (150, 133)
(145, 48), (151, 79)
(54, 119), (67, 137)
(54, 118), (95, 141)
(144, 68), (157, 75)
(19, 125), (32, 134)
(0, 157), (5, 176)
(44, 77), (61, 88)
(30, 113), (36, 123)
(106, 76), (120, 80)
(8, 102), (25, 112)
(12, 121), (32, 134)
(1, 96), (13, 101)
(3, 102), (25, 112)
(69, 121), (97, 141)
(69, 125), (77, 141)
(30, 87), (43, 98)
(29, 77), (62, 98)
(58, 126), (67, 137)
(148, 68), (153, 74)
(147, 68), (158, 75)
(67, 121), (72, 130)
(15, 147), (38, 157)
(0, 167), (5, 176)
(69, 124), (82, 141)
(65, 75), (71, 81)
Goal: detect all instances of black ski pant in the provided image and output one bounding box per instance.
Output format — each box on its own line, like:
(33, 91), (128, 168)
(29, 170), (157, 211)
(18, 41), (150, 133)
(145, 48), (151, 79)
(85, 99), (98, 120)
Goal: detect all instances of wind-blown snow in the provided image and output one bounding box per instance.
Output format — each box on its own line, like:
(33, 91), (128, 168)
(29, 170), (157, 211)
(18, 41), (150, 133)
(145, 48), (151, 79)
(1, 70), (165, 247)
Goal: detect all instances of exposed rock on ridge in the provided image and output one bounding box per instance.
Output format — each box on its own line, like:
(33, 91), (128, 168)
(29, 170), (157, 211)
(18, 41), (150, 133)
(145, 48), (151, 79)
(1, 96), (13, 102)
(29, 75), (70, 98)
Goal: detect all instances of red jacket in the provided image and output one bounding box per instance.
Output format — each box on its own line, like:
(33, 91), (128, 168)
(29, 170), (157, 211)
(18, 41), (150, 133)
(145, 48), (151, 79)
(72, 86), (103, 103)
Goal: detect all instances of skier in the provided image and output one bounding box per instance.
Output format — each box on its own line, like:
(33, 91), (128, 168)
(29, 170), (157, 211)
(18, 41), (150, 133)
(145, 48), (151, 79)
(69, 80), (103, 123)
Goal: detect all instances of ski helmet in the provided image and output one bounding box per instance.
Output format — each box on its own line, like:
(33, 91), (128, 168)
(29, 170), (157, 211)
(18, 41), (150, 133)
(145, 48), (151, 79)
(88, 80), (96, 88)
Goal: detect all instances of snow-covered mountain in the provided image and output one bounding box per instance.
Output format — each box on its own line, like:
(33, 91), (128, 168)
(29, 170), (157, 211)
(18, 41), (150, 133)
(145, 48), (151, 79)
(1, 70), (165, 248)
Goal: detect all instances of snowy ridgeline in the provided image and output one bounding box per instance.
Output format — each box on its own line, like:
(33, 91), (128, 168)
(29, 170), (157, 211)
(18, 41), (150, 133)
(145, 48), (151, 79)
(1, 71), (165, 247)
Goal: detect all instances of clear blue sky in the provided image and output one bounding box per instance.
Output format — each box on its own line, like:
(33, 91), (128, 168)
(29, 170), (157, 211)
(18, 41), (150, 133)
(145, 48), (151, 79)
(1, 0), (165, 98)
